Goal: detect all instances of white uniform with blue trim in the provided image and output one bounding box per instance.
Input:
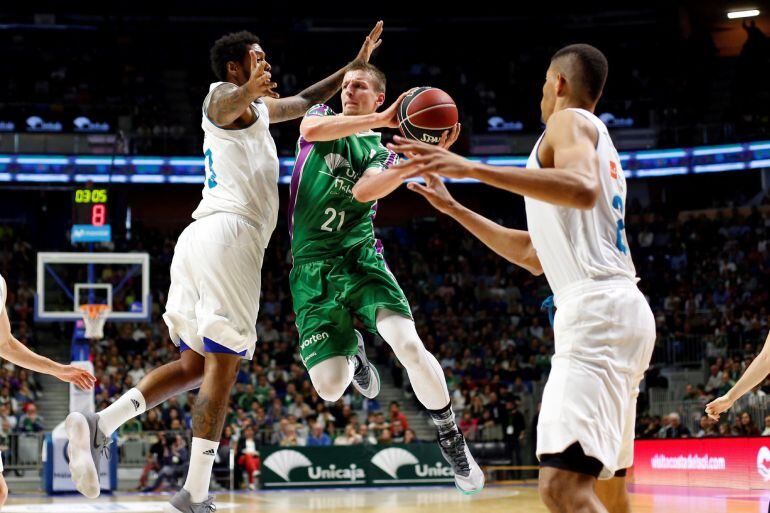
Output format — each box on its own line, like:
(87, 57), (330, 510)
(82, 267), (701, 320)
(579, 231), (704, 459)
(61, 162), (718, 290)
(526, 108), (656, 478)
(162, 82), (279, 359)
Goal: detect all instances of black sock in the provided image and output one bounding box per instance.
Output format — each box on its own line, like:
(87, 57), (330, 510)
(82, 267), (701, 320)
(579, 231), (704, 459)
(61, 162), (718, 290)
(428, 402), (458, 438)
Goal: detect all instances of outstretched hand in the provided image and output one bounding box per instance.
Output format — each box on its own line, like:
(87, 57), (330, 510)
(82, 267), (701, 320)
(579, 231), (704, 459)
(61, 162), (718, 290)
(387, 135), (474, 179)
(56, 365), (97, 391)
(245, 50), (280, 101)
(354, 21), (384, 64)
(406, 173), (458, 214)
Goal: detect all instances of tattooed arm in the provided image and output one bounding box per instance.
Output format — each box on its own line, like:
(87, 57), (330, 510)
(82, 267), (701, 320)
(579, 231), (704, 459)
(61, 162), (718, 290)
(207, 56), (278, 128)
(263, 21), (383, 124)
(263, 70), (350, 124)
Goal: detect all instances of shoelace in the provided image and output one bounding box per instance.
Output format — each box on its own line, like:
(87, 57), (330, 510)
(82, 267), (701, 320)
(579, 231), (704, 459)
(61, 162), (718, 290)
(99, 437), (112, 460)
(201, 496), (217, 512)
(352, 356), (370, 388)
(94, 433), (113, 460)
(440, 433), (471, 475)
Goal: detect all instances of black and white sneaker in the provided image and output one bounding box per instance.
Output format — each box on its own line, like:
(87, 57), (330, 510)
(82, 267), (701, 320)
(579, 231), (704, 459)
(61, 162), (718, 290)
(351, 330), (380, 399)
(438, 430), (485, 495)
(64, 411), (111, 499)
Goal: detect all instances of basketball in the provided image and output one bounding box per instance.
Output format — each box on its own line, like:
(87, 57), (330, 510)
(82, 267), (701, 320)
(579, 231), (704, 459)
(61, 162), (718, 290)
(397, 87), (458, 144)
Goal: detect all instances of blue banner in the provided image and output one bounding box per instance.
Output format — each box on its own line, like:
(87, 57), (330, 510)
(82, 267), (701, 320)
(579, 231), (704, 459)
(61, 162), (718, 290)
(71, 224), (112, 243)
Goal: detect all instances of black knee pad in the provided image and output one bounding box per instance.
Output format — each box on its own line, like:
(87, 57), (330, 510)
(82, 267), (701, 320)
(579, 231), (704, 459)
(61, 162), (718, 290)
(539, 442), (604, 478)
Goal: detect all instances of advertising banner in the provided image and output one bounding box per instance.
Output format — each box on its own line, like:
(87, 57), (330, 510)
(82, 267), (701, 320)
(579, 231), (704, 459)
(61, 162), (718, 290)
(633, 437), (770, 489)
(260, 444), (455, 489)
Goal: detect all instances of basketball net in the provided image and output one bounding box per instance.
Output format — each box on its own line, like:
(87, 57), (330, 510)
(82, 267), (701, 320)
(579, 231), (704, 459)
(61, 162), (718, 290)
(79, 304), (110, 340)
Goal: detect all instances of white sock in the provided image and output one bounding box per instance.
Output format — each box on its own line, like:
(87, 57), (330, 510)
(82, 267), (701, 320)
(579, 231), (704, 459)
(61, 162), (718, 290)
(184, 437), (219, 502)
(97, 387), (146, 437)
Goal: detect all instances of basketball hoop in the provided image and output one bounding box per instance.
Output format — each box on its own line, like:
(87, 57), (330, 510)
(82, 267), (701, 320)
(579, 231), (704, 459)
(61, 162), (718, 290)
(79, 304), (111, 340)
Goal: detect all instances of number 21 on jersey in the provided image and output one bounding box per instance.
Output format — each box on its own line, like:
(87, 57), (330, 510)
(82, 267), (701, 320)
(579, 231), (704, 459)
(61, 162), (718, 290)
(321, 208), (345, 232)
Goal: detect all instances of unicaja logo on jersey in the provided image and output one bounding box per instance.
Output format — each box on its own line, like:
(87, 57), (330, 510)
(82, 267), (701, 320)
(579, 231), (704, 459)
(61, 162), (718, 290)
(300, 332), (328, 349)
(264, 450), (313, 481)
(324, 153), (351, 172)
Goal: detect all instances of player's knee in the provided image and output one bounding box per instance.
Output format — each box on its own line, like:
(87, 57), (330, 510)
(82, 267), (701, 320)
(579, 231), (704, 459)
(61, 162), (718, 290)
(393, 337), (425, 369)
(539, 473), (575, 511)
(180, 352), (205, 385)
(538, 474), (561, 510)
(203, 354), (241, 383)
(313, 373), (347, 402)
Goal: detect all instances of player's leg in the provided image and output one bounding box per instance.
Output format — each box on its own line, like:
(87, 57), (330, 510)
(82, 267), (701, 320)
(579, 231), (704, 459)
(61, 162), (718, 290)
(171, 351), (240, 508)
(348, 243), (483, 493)
(595, 472), (630, 513)
(375, 309), (450, 410)
(597, 303), (655, 513)
(292, 259), (377, 400)
(167, 214), (265, 512)
(101, 349), (205, 432)
(539, 454), (609, 513)
(66, 226), (204, 498)
(375, 309), (484, 493)
(308, 355), (355, 401)
(0, 471), (7, 508)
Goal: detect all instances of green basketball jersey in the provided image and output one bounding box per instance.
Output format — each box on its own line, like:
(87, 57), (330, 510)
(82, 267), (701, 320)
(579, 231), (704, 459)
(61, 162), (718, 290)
(288, 104), (399, 263)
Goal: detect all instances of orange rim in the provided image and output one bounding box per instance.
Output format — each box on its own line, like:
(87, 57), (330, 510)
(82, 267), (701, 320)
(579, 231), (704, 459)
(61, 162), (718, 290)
(78, 304), (110, 320)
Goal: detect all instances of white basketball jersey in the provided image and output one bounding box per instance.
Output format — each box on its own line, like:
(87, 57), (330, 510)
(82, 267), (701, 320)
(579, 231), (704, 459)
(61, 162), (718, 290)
(524, 108), (637, 296)
(193, 82), (280, 239)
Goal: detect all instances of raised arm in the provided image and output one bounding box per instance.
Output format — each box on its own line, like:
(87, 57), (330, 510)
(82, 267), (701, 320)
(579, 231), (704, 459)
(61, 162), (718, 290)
(706, 331), (770, 420)
(407, 174), (543, 275)
(263, 21), (383, 124)
(206, 51), (279, 128)
(0, 307), (95, 390)
(388, 109), (601, 210)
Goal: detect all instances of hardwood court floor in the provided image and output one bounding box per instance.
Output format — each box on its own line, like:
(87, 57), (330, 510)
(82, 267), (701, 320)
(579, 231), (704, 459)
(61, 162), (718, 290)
(3, 484), (769, 512)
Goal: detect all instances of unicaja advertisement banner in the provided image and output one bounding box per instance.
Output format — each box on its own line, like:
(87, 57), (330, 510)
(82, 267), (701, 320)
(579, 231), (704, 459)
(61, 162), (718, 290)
(260, 444), (455, 488)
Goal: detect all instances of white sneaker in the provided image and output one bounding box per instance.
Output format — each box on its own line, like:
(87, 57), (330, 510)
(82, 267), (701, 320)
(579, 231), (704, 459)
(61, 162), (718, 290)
(438, 431), (485, 495)
(165, 489), (217, 513)
(64, 411), (110, 499)
(351, 330), (380, 399)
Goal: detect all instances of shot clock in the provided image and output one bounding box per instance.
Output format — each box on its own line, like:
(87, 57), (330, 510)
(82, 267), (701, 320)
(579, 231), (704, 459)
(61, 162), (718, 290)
(71, 187), (112, 243)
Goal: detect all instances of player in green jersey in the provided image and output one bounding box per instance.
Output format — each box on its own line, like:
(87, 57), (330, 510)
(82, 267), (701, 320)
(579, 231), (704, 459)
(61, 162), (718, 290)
(287, 61), (484, 494)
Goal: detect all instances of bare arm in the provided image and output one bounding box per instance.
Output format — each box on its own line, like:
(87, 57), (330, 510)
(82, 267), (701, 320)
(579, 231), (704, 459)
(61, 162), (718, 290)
(264, 21), (384, 124)
(706, 331), (770, 420)
(0, 308), (95, 390)
(207, 57), (278, 127)
(407, 174), (543, 275)
(388, 110), (601, 210)
(352, 125), (460, 202)
(301, 112), (384, 142)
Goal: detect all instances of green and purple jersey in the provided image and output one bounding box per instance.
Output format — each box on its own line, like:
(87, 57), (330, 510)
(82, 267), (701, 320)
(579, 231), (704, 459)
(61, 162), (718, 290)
(288, 104), (399, 264)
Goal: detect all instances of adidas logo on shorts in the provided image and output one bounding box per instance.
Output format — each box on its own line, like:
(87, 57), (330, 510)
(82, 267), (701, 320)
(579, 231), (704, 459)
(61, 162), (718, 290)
(203, 448), (216, 456)
(131, 399), (141, 411)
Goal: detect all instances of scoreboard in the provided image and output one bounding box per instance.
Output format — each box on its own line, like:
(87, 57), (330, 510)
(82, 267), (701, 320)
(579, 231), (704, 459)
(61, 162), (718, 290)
(71, 187), (111, 243)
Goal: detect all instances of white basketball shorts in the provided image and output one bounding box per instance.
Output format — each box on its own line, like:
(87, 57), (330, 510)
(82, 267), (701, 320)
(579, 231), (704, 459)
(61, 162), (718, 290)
(163, 212), (269, 360)
(536, 277), (656, 479)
